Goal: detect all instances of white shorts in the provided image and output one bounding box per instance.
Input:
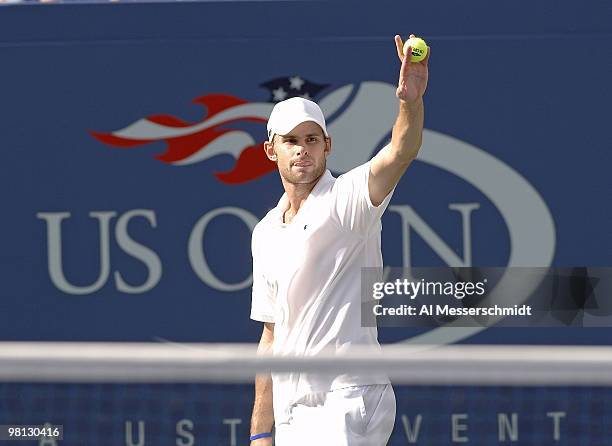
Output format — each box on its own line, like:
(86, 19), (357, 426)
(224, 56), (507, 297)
(274, 384), (396, 446)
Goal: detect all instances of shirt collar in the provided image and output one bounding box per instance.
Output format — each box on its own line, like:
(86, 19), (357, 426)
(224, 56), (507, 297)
(273, 169), (334, 223)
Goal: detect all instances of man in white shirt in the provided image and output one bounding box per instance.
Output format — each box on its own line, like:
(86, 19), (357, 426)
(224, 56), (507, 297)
(249, 34), (429, 445)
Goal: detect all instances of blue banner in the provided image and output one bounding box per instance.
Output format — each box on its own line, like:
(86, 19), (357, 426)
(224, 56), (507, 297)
(0, 0), (610, 345)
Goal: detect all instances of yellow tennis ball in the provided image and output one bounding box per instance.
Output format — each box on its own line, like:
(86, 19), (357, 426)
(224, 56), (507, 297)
(403, 37), (428, 63)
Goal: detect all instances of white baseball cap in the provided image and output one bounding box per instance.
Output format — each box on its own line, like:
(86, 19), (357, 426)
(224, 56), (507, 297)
(266, 97), (328, 142)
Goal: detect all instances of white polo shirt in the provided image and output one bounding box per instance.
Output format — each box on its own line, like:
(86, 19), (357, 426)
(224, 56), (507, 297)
(250, 161), (393, 421)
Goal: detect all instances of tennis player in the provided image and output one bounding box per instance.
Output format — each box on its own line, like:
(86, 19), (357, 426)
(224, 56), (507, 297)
(249, 34), (429, 445)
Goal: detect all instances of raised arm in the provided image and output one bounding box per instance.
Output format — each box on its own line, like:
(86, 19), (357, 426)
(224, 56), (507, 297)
(250, 322), (275, 445)
(369, 34), (430, 206)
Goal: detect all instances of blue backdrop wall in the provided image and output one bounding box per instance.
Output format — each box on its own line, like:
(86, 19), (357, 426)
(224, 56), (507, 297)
(0, 0), (610, 345)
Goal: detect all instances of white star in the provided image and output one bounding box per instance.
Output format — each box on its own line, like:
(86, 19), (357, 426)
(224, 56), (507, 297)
(289, 76), (305, 91)
(300, 92), (311, 100)
(272, 87), (288, 102)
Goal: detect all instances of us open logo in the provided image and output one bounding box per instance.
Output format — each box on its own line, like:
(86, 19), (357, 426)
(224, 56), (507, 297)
(40, 79), (555, 346)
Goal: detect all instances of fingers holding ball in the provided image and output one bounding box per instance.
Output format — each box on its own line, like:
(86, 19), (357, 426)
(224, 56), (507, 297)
(403, 37), (428, 63)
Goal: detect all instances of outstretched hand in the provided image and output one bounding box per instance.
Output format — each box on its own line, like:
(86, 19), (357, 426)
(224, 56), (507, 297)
(394, 34), (430, 104)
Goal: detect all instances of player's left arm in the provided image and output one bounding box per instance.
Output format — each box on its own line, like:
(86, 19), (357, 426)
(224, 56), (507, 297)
(369, 34), (430, 206)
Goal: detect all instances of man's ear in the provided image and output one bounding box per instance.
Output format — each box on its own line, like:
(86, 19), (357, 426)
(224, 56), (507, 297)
(324, 136), (332, 157)
(264, 140), (277, 161)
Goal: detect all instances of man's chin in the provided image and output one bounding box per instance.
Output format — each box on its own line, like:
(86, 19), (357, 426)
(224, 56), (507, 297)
(283, 169), (323, 185)
(280, 162), (326, 185)
(290, 176), (317, 185)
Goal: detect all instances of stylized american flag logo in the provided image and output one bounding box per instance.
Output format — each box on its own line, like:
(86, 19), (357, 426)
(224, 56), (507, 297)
(90, 77), (328, 185)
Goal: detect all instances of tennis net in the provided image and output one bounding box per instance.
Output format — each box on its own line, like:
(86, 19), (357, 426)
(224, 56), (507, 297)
(0, 342), (610, 445)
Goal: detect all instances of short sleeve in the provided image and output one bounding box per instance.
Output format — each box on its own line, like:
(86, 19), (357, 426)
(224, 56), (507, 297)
(249, 225), (275, 323)
(331, 160), (395, 234)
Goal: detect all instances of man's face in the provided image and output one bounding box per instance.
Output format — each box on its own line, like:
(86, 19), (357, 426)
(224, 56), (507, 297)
(265, 121), (331, 185)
